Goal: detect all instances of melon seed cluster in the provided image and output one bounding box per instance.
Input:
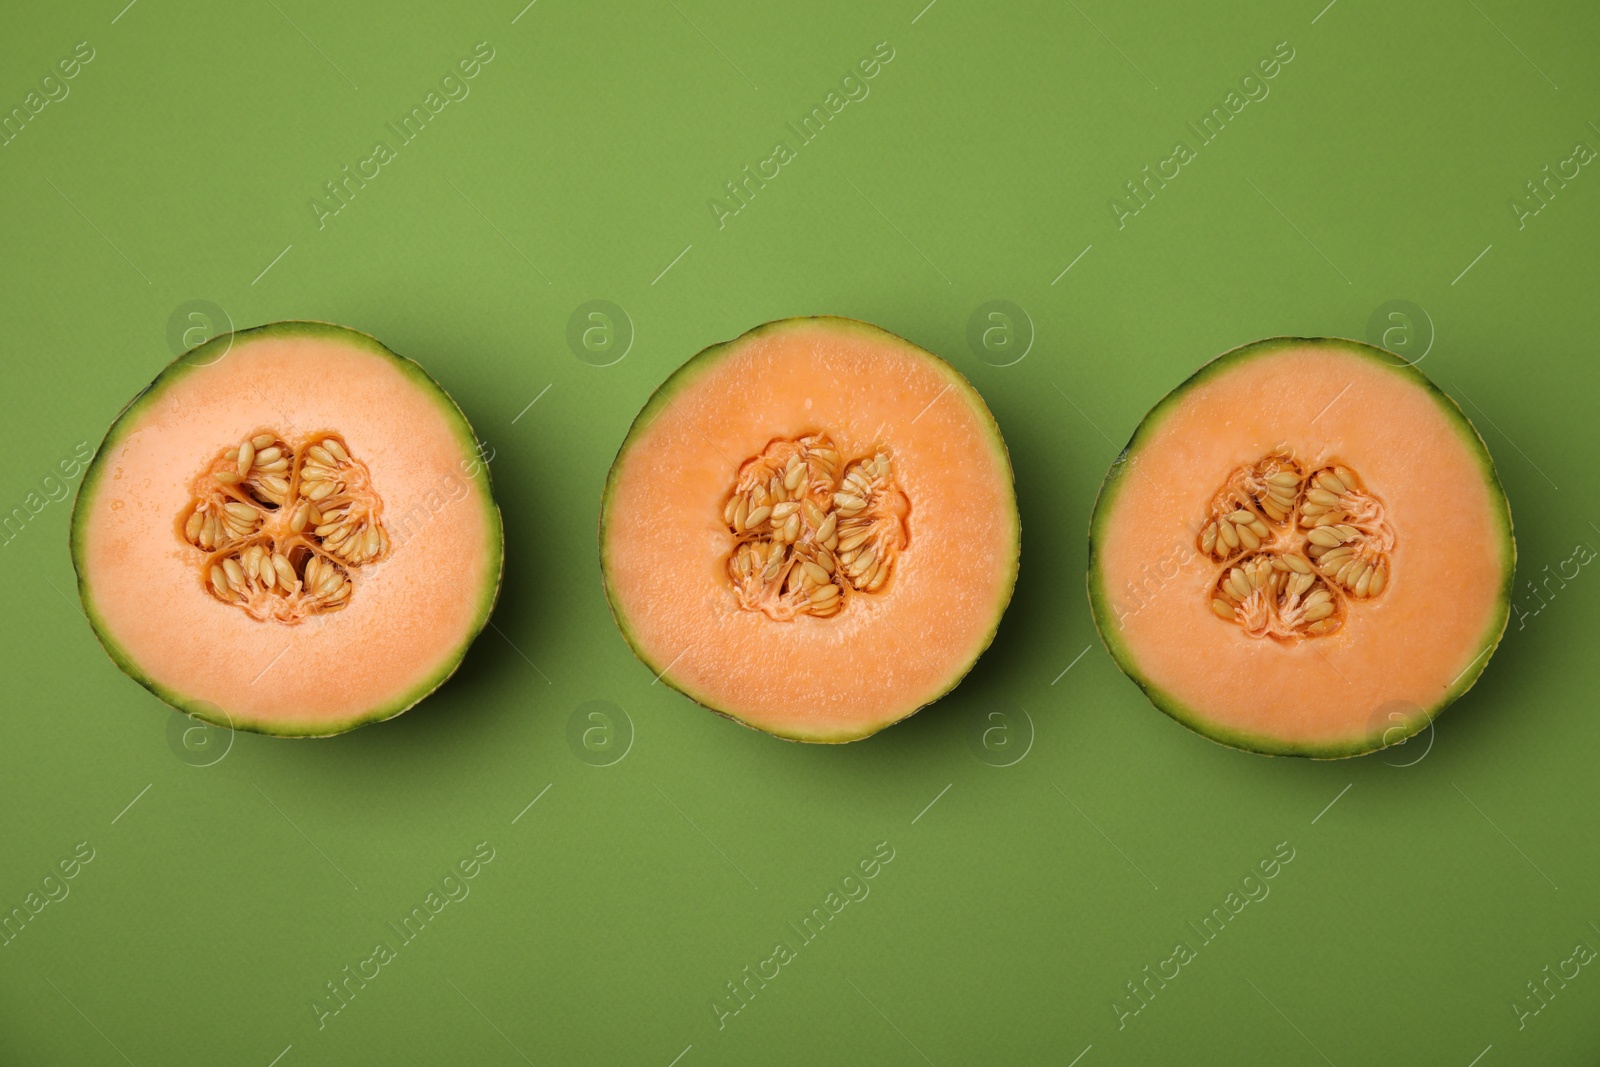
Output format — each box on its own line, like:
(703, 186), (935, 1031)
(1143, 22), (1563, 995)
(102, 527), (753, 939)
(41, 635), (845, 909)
(723, 433), (908, 620)
(1197, 453), (1394, 640)
(179, 432), (389, 623)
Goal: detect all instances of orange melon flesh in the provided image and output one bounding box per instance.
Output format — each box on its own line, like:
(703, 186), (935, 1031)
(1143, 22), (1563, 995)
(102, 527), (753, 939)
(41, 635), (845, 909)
(72, 322), (502, 736)
(1089, 338), (1513, 757)
(601, 318), (1019, 742)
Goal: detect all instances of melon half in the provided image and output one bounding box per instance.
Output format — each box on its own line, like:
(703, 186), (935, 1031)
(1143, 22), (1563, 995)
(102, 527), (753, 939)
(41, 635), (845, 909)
(1088, 337), (1514, 757)
(71, 322), (503, 737)
(600, 317), (1020, 742)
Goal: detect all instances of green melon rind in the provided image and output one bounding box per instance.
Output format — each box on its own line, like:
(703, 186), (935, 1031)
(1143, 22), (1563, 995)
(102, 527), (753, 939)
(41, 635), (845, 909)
(69, 320), (504, 738)
(1086, 336), (1515, 759)
(600, 315), (1021, 743)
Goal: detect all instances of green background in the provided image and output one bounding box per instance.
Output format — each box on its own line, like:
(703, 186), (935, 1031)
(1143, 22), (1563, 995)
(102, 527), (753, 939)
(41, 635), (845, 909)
(2, 0), (1597, 1062)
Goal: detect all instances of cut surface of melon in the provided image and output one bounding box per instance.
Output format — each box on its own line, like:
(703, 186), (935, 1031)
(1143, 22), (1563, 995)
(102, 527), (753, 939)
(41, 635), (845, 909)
(601, 317), (1020, 742)
(1088, 337), (1513, 758)
(71, 322), (503, 737)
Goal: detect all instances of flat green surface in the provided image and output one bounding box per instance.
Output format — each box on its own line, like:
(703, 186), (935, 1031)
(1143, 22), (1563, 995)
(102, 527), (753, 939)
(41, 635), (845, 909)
(2, 0), (1597, 1062)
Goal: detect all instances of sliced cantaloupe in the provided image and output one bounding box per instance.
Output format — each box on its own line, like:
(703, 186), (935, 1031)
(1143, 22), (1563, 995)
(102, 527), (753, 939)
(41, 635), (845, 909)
(1088, 337), (1514, 758)
(71, 322), (503, 737)
(600, 317), (1020, 742)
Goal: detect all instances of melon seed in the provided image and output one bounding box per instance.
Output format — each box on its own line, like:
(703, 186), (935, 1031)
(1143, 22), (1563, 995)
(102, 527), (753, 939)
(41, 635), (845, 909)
(838, 529), (873, 553)
(1353, 565), (1374, 598)
(1368, 564), (1387, 596)
(1196, 454), (1392, 640)
(721, 434), (905, 620)
(1226, 568), (1251, 600)
(184, 430), (387, 620)
(815, 512), (837, 544)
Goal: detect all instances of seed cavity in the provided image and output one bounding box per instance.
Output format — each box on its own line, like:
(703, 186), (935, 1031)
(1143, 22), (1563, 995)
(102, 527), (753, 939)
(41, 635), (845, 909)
(722, 433), (908, 620)
(179, 432), (387, 622)
(1196, 453), (1394, 641)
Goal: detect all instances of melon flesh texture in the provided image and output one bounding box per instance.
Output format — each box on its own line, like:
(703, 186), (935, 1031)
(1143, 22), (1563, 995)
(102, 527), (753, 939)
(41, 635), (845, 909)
(1089, 338), (1513, 757)
(601, 317), (1019, 742)
(72, 322), (502, 736)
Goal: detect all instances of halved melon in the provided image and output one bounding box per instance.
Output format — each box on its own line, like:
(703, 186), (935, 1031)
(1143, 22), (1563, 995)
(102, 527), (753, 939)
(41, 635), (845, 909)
(600, 317), (1020, 742)
(1088, 337), (1514, 757)
(71, 321), (503, 737)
